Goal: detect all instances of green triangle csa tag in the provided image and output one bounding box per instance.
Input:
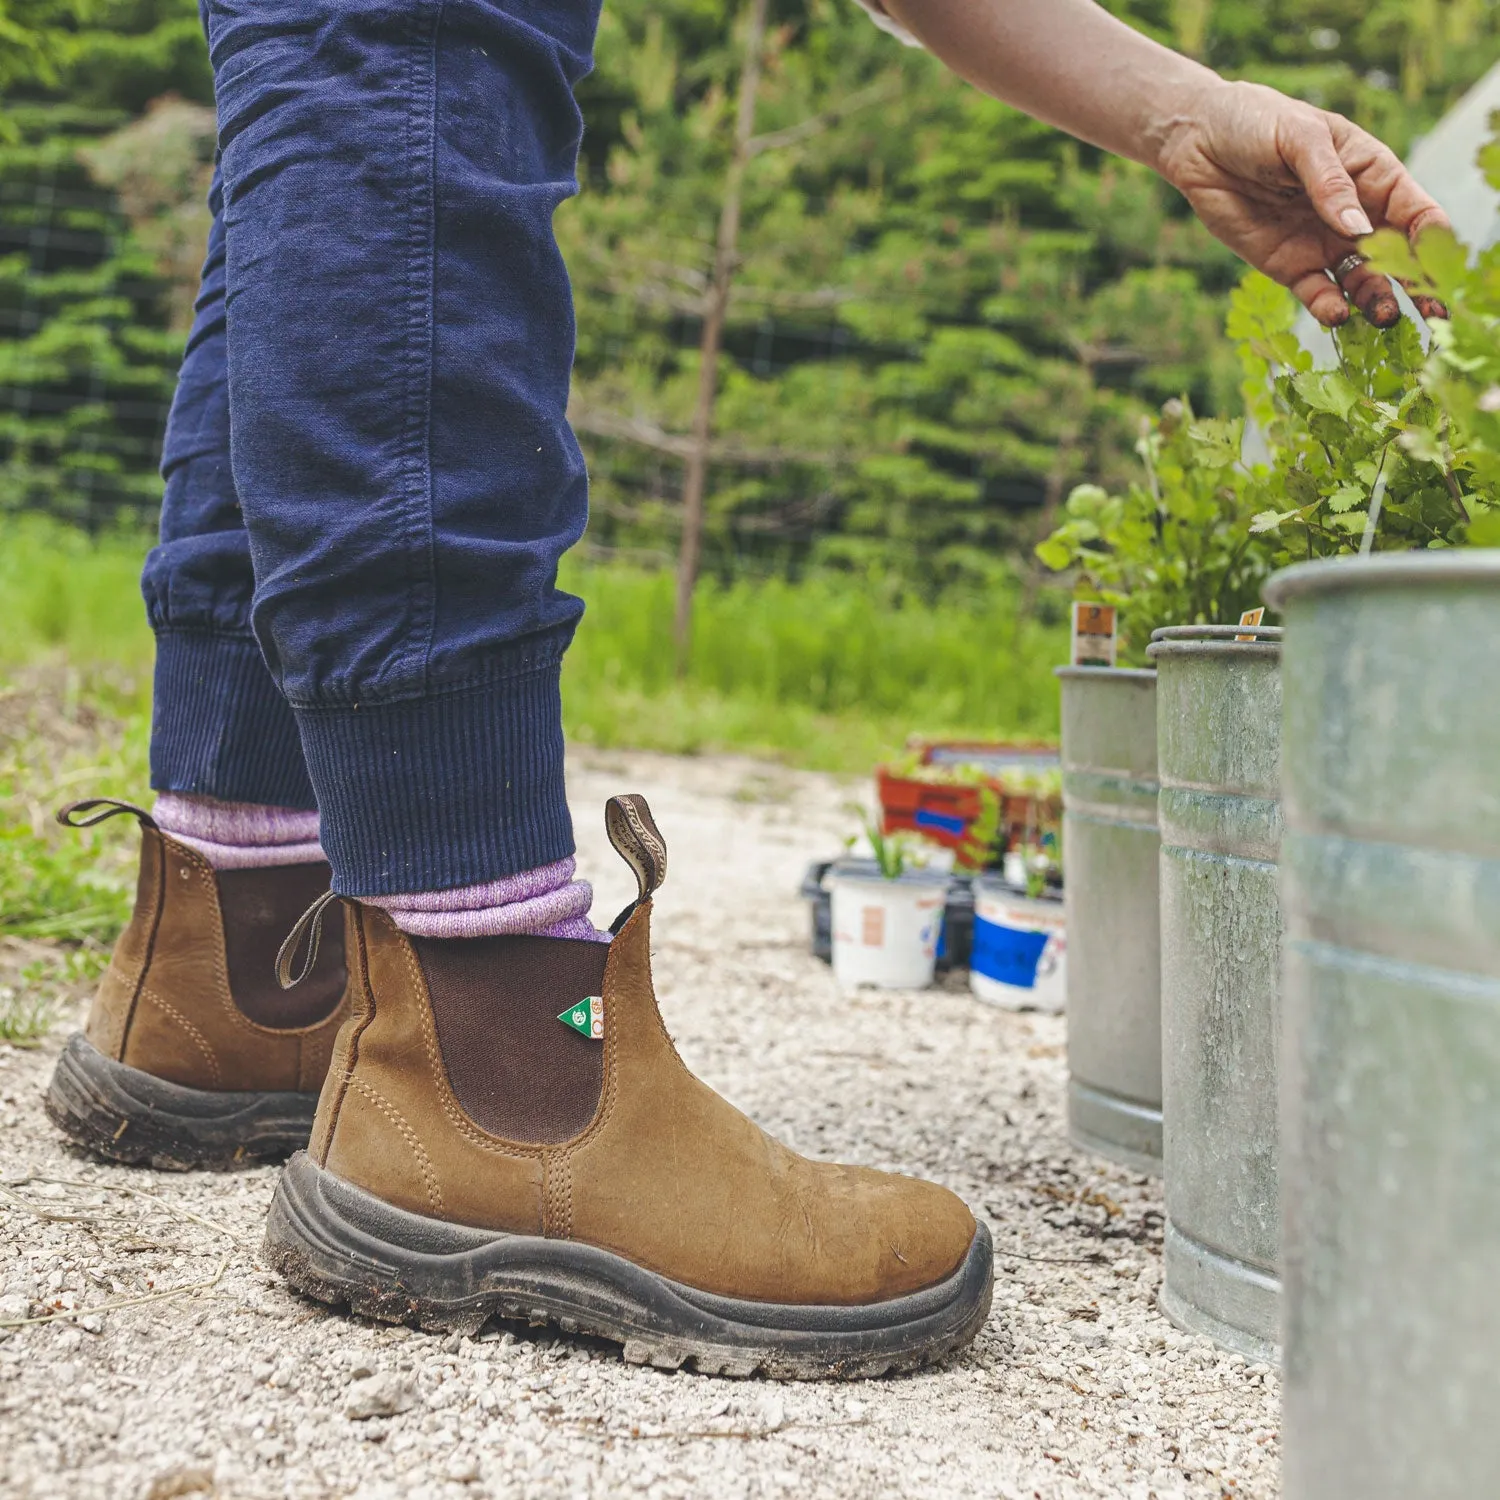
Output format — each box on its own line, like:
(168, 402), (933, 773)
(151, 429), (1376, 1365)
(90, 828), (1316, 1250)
(557, 995), (604, 1041)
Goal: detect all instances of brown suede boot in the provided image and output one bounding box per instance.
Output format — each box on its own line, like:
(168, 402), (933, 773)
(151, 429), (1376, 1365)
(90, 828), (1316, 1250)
(45, 799), (351, 1169)
(264, 795), (992, 1379)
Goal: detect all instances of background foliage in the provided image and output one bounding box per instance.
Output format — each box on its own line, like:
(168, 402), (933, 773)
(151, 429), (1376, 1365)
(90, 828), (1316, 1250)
(4, 0), (1500, 970)
(5, 0), (1500, 585)
(1036, 258), (1500, 663)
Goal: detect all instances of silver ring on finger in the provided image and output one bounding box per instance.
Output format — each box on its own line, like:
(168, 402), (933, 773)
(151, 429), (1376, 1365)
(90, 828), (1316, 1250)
(1332, 252), (1366, 283)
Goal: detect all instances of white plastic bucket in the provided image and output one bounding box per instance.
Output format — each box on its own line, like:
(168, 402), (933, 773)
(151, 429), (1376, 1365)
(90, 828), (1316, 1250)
(828, 869), (947, 992)
(970, 879), (1067, 1012)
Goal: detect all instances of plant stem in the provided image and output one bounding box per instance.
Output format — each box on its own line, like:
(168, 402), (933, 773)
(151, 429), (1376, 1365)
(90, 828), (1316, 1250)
(1441, 464), (1471, 523)
(1358, 443), (1390, 557)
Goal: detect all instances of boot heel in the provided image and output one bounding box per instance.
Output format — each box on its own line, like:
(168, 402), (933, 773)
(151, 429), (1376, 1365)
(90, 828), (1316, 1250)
(45, 1033), (320, 1170)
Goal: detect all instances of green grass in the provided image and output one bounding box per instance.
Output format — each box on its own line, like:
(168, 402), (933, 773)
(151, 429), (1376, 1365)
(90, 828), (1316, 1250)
(0, 515), (1068, 767)
(0, 516), (155, 673)
(1, 516), (1068, 952)
(2, 518), (155, 956)
(561, 560), (1066, 767)
(0, 667), (149, 950)
(0, 951), (104, 1046)
(0, 984), (58, 1047)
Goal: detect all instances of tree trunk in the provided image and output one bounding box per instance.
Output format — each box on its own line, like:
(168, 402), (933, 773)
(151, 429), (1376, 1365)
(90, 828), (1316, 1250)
(673, 0), (769, 676)
(1171, 0), (1212, 58)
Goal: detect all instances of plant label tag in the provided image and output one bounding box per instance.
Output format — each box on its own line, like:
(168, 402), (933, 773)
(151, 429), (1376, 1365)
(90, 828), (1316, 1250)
(1236, 607), (1265, 641)
(557, 995), (604, 1040)
(1071, 603), (1117, 667)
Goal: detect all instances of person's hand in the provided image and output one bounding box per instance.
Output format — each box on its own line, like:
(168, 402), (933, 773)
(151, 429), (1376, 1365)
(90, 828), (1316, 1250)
(1158, 79), (1451, 327)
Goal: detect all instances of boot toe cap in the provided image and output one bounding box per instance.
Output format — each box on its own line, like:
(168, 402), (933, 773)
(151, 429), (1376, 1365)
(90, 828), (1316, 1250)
(794, 1159), (977, 1304)
(851, 1168), (978, 1301)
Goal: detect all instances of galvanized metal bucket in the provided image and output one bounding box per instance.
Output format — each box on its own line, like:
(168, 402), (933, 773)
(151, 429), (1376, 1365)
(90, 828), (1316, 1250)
(1148, 624), (1284, 1364)
(1056, 666), (1162, 1173)
(1266, 552), (1500, 1500)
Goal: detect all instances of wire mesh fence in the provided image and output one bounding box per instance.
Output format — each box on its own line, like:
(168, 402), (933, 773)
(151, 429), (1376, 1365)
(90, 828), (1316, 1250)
(0, 94), (1064, 596)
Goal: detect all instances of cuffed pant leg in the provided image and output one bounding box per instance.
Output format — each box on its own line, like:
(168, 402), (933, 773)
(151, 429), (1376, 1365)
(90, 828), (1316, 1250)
(143, 164), (315, 809)
(205, 0), (602, 894)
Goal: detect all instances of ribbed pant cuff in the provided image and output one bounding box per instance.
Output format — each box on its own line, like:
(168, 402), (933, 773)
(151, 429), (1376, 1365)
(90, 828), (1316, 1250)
(294, 655), (574, 897)
(150, 630), (316, 809)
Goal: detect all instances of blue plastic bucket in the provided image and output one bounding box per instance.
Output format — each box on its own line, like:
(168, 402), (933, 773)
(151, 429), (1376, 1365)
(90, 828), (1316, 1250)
(969, 878), (1066, 1012)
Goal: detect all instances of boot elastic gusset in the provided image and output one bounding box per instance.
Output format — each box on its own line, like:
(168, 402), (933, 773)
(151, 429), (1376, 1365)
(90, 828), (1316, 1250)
(46, 801), (352, 1167)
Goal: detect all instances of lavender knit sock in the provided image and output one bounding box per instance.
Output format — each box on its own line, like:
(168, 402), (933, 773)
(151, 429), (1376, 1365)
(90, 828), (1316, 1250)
(365, 857), (609, 942)
(153, 793), (325, 869)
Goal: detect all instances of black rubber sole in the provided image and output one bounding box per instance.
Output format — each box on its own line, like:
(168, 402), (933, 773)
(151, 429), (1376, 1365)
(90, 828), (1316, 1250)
(45, 1032), (321, 1170)
(265, 1151), (995, 1380)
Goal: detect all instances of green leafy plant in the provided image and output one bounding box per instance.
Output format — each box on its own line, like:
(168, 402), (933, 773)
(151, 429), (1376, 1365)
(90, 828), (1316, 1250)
(1231, 269), (1490, 558)
(1356, 129), (1500, 548)
(0, 984), (56, 1047)
(1034, 377), (1276, 662)
(1021, 845), (1052, 901)
(847, 808), (922, 881)
(1038, 245), (1500, 653)
(0, 950), (104, 1048)
(954, 784), (1000, 874)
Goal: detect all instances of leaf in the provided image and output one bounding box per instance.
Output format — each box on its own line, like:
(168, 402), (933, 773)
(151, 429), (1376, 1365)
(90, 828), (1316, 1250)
(1035, 537), (1074, 571)
(1468, 509), (1500, 547)
(1267, 332), (1313, 371)
(1292, 369), (1361, 421)
(1284, 468), (1319, 506)
(1362, 228), (1424, 287)
(1226, 271), (1298, 342)
(1326, 483), (1366, 514)
(1065, 483), (1110, 514)
(1415, 226), (1470, 297)
(1250, 509), (1298, 533)
(1186, 417), (1243, 468)
(1398, 425), (1446, 464)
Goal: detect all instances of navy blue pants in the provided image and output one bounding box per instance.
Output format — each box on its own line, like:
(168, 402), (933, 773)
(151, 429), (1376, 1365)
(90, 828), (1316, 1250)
(145, 0), (603, 896)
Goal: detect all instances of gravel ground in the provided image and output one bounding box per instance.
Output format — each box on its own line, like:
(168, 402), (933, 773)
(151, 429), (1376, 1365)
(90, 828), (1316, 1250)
(0, 750), (1280, 1500)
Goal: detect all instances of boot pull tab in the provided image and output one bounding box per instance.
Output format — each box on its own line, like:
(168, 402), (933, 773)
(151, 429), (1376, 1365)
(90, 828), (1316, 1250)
(277, 889), (342, 990)
(605, 793), (667, 934)
(57, 798), (158, 831)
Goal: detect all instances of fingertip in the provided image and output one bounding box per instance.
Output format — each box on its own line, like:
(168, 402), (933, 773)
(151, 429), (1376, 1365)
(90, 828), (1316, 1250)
(1414, 295), (1450, 321)
(1360, 294), (1401, 328)
(1308, 292), (1350, 328)
(1407, 206), (1454, 242)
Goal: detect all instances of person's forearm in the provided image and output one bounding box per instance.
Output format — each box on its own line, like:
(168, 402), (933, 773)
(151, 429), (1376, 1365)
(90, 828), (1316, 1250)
(879, 0), (1223, 174)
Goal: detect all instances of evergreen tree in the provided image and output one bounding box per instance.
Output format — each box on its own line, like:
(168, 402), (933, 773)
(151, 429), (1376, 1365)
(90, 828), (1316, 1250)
(0, 0), (210, 524)
(5, 0), (1500, 577)
(566, 1), (1240, 595)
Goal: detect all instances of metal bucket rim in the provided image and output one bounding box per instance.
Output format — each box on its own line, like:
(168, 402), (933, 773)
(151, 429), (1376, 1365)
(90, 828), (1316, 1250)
(1148, 624), (1284, 642)
(1146, 639), (1281, 662)
(1054, 665), (1157, 682)
(972, 874), (1064, 904)
(825, 866), (951, 889)
(1263, 547), (1500, 607)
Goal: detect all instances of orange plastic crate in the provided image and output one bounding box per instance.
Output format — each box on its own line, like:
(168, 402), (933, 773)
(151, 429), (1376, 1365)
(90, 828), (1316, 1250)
(877, 741), (1061, 854)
